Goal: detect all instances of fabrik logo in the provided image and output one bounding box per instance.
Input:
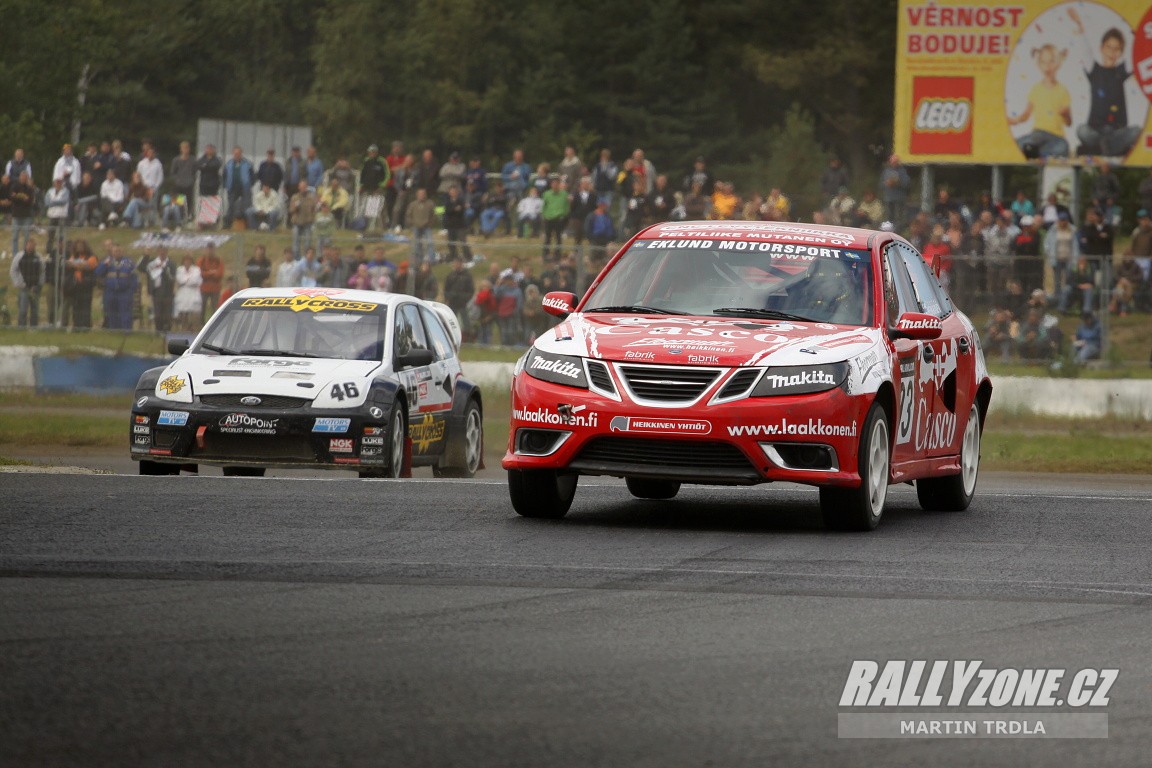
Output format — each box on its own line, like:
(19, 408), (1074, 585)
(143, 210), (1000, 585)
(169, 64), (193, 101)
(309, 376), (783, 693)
(910, 76), (973, 155)
(530, 355), (582, 379)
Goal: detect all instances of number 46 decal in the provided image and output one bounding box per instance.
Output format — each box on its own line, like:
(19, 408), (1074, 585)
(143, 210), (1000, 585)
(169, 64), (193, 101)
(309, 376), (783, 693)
(329, 382), (360, 401)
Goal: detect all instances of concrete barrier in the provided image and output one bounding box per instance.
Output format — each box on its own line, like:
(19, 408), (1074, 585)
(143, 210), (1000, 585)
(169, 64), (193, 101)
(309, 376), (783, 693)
(992, 375), (1152, 420)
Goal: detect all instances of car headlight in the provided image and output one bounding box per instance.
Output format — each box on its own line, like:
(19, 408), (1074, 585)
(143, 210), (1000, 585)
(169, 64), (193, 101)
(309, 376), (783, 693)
(750, 362), (848, 396)
(523, 349), (588, 389)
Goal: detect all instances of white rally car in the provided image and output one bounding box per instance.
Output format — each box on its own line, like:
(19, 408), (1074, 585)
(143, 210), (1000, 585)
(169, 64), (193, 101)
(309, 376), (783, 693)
(130, 287), (483, 478)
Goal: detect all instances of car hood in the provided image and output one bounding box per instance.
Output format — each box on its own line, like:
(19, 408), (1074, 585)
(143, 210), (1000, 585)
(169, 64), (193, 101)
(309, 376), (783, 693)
(155, 355), (383, 400)
(537, 313), (881, 367)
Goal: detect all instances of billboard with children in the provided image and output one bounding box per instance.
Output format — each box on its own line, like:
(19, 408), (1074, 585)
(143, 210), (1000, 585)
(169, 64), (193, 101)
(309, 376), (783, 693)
(894, 0), (1152, 165)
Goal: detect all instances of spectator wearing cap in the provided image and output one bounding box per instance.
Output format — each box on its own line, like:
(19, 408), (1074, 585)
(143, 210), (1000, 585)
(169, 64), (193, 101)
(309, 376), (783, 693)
(438, 151), (466, 202)
(1044, 210), (1079, 311)
(257, 149), (284, 193)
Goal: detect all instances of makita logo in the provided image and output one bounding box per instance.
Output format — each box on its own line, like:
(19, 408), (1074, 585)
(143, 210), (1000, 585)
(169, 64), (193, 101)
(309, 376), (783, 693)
(530, 356), (582, 379)
(542, 296), (571, 311)
(899, 318), (941, 329)
(914, 99), (971, 132)
(763, 370), (835, 388)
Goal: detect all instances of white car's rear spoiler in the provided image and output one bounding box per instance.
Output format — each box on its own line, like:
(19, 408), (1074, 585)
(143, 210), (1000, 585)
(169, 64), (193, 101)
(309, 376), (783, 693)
(426, 301), (463, 350)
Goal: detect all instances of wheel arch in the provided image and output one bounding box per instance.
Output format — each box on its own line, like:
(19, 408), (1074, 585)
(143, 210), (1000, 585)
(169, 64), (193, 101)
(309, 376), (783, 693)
(974, 380), (993, 431)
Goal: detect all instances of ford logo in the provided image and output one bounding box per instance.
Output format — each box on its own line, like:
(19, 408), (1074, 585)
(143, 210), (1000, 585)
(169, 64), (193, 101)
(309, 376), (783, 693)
(240, 396), (262, 406)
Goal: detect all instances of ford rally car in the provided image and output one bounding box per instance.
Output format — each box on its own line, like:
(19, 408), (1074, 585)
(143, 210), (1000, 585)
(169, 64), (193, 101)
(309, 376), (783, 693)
(130, 288), (483, 478)
(504, 222), (992, 530)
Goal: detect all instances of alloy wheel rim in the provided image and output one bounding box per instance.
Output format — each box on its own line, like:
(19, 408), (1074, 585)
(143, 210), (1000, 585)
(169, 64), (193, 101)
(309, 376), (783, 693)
(464, 410), (482, 472)
(390, 411), (405, 477)
(868, 419), (889, 517)
(962, 407), (980, 496)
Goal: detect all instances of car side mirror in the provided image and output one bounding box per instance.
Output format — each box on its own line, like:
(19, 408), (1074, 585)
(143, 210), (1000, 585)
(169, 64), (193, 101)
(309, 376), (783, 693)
(890, 312), (943, 340)
(167, 338), (191, 355)
(542, 291), (577, 318)
(397, 348), (435, 369)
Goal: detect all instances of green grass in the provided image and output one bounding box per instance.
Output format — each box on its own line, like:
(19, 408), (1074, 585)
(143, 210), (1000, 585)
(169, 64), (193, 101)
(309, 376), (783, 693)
(0, 456), (32, 466)
(0, 412), (124, 448)
(982, 431), (1152, 474)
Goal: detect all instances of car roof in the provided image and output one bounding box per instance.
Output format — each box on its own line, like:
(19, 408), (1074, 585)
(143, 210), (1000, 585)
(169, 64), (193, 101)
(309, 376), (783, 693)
(640, 220), (881, 251)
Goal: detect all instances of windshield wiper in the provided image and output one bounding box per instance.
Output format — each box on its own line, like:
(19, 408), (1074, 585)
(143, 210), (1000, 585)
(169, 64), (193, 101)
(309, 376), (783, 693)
(584, 305), (687, 315)
(200, 343), (237, 355)
(712, 307), (813, 322)
(237, 349), (326, 359)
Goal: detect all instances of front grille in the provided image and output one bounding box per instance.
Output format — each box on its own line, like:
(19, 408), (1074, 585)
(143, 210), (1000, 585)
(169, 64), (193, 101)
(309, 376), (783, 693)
(716, 369), (760, 400)
(586, 360), (615, 394)
(199, 394), (310, 409)
(190, 433), (315, 461)
(575, 437), (755, 470)
(618, 364), (721, 403)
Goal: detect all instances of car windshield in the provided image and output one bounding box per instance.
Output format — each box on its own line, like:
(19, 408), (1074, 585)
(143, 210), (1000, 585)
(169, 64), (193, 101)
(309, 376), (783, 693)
(583, 239), (875, 326)
(194, 296), (388, 361)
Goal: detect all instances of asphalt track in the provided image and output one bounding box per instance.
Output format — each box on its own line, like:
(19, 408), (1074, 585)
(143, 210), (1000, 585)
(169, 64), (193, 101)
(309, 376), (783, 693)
(1, 469), (1150, 767)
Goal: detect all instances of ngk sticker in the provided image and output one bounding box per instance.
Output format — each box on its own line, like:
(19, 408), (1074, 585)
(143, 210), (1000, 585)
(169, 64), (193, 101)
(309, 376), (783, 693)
(910, 76), (973, 155)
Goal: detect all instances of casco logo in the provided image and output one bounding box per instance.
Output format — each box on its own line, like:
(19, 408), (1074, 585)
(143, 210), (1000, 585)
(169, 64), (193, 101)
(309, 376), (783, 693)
(914, 99), (971, 132)
(909, 76), (973, 156)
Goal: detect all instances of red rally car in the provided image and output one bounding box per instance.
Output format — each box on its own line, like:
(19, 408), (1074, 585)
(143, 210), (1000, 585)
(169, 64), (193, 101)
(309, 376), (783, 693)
(503, 221), (992, 530)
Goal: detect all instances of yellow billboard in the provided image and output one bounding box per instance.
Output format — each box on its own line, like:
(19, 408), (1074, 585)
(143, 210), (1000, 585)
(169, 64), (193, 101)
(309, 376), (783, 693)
(894, 0), (1152, 165)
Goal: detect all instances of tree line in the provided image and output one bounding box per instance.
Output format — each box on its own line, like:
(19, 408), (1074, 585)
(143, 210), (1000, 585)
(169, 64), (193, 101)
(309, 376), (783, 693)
(1, 0), (897, 209)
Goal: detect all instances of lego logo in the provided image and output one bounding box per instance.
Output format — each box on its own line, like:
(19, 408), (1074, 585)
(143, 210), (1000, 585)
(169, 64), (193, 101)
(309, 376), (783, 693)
(914, 99), (971, 132)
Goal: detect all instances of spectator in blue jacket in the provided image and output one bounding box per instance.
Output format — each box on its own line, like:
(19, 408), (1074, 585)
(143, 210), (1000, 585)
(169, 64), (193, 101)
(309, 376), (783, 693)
(305, 146), (325, 190)
(222, 147), (254, 227)
(501, 148), (531, 215)
(95, 244), (138, 329)
(1073, 311), (1101, 363)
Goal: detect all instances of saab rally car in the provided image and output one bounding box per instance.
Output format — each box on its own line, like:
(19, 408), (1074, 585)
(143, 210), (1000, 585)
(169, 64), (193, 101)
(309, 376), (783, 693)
(131, 288), (483, 478)
(504, 221), (992, 530)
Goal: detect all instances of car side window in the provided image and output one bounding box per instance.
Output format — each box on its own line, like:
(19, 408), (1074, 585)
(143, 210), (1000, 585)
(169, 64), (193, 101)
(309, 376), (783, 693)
(882, 245), (918, 323)
(896, 244), (947, 318)
(394, 304), (431, 361)
(419, 306), (455, 362)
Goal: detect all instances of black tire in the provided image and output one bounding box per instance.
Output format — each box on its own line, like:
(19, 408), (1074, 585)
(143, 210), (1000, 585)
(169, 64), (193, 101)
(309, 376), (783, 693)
(433, 400), (482, 478)
(362, 401), (407, 479)
(139, 460), (179, 476)
(222, 466), (266, 477)
(917, 404), (981, 512)
(626, 477), (681, 500)
(508, 469), (577, 518)
(820, 402), (891, 531)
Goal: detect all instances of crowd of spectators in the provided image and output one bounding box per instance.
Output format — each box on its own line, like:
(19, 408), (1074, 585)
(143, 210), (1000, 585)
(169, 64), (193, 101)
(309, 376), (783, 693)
(3, 139), (1151, 357)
